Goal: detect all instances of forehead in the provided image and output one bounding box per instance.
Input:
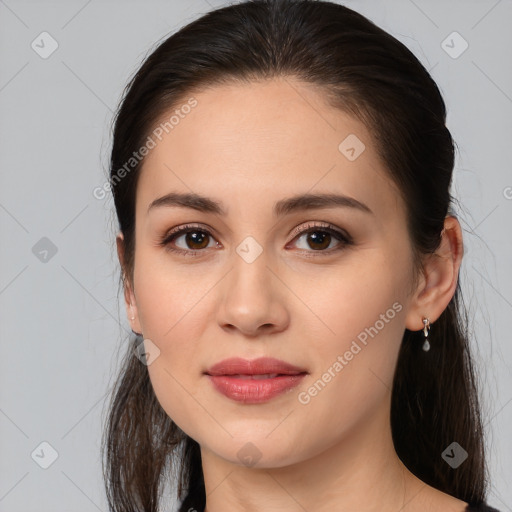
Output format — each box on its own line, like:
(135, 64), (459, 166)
(136, 78), (403, 222)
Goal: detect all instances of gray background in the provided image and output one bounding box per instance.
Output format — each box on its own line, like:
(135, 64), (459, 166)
(0, 0), (511, 510)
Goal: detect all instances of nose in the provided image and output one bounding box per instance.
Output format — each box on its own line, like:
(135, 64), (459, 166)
(216, 250), (290, 337)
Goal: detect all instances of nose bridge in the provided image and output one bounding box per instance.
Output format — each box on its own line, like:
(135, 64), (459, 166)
(228, 238), (274, 307)
(228, 221), (274, 289)
(217, 235), (288, 335)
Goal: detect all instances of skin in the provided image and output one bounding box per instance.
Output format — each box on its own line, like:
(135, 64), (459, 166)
(117, 77), (466, 512)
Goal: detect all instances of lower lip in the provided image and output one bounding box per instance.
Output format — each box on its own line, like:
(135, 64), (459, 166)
(206, 374), (307, 404)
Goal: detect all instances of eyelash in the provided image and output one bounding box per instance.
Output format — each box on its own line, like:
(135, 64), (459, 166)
(158, 222), (353, 257)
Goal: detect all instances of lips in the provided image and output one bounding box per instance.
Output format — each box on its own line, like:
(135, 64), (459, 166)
(204, 357), (308, 404)
(205, 357), (307, 377)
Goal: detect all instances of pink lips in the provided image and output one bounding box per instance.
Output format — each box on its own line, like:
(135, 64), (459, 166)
(204, 357), (308, 404)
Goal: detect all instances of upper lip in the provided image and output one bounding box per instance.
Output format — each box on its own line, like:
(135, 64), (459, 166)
(205, 357), (308, 376)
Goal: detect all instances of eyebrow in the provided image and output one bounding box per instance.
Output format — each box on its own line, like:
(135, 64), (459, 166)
(147, 192), (373, 216)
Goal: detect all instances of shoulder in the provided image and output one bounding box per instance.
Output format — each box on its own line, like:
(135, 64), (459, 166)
(411, 484), (501, 512)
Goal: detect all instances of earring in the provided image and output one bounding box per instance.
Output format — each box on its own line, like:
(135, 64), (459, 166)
(129, 305), (141, 336)
(422, 317), (431, 352)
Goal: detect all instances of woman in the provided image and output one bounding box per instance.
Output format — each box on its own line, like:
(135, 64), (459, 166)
(101, 1), (502, 511)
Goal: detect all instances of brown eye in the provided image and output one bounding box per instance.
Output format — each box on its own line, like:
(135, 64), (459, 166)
(180, 230), (211, 250)
(303, 231), (332, 250)
(160, 225), (219, 255)
(160, 222), (352, 257)
(292, 224), (351, 254)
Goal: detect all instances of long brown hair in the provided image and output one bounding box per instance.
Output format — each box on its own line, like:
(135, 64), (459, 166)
(101, 1), (487, 510)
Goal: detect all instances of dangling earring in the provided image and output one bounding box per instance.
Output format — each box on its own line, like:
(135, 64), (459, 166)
(422, 317), (431, 352)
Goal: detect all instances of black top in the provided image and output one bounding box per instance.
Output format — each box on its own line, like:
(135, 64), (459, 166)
(178, 502), (502, 511)
(178, 503), (502, 512)
(466, 504), (502, 512)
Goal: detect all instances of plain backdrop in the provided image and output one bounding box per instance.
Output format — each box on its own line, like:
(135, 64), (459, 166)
(0, 0), (511, 510)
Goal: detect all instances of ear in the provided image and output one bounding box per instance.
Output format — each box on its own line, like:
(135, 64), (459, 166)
(116, 231), (142, 335)
(405, 216), (464, 332)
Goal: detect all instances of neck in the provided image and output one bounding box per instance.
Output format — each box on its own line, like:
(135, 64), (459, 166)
(200, 400), (427, 512)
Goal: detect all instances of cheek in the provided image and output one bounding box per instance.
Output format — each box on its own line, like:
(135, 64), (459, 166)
(132, 258), (218, 434)
(293, 250), (408, 349)
(133, 251), (215, 343)
(291, 255), (409, 411)
(289, 276), (407, 456)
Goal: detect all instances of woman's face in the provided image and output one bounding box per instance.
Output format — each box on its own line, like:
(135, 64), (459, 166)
(123, 77), (420, 468)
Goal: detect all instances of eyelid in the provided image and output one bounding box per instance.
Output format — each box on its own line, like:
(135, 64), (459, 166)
(290, 221), (352, 242)
(159, 221), (352, 255)
(163, 223), (213, 239)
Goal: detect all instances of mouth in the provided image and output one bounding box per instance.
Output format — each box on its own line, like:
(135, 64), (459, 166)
(204, 357), (308, 404)
(205, 373), (308, 404)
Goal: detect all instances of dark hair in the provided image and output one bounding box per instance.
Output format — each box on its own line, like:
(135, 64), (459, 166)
(102, 1), (487, 511)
